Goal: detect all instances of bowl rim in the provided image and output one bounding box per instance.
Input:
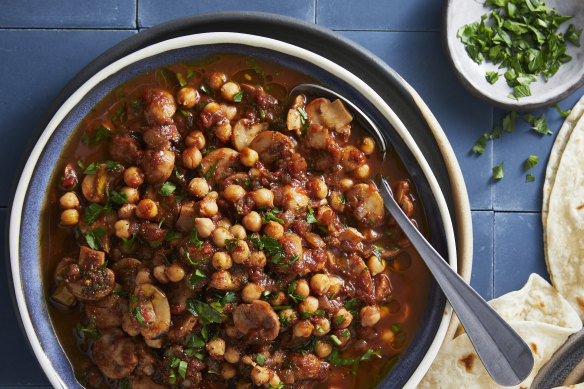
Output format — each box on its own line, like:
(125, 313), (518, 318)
(8, 16), (469, 388)
(441, 0), (584, 111)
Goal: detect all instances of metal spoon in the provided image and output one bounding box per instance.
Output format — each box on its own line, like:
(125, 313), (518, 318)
(290, 83), (535, 386)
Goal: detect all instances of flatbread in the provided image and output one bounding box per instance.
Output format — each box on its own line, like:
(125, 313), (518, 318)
(552, 385), (584, 389)
(545, 114), (584, 320)
(418, 321), (575, 389)
(418, 274), (582, 388)
(489, 274), (581, 330)
(542, 96), (584, 231)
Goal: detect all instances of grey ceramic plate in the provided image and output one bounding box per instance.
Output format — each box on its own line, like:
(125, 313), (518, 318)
(8, 12), (472, 389)
(442, 0), (584, 111)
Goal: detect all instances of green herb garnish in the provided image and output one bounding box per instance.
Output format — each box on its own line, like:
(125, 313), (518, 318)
(159, 181), (177, 196)
(493, 164), (504, 180)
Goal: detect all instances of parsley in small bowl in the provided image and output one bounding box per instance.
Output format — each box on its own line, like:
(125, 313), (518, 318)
(442, 0), (584, 110)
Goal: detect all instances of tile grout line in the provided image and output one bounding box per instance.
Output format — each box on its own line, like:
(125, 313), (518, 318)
(135, 0), (139, 29)
(0, 27), (136, 31)
(492, 210), (496, 298)
(314, 0), (317, 24)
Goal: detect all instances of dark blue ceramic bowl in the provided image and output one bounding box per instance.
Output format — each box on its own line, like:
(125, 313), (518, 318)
(9, 13), (471, 389)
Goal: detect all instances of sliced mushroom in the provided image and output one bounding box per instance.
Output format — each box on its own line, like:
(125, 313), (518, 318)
(111, 257), (142, 294)
(249, 131), (295, 165)
(304, 124), (329, 150)
(175, 201), (196, 232)
(144, 88), (176, 126)
(199, 147), (240, 182)
(132, 283), (171, 340)
(233, 300), (280, 341)
(92, 328), (138, 379)
(320, 99), (353, 131)
(66, 246), (115, 301)
(345, 183), (385, 226)
(305, 98), (328, 127)
(232, 119), (269, 151)
(142, 124), (180, 149)
(85, 294), (128, 329)
(286, 95), (306, 131)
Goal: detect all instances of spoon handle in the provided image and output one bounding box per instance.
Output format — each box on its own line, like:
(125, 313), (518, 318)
(379, 178), (534, 386)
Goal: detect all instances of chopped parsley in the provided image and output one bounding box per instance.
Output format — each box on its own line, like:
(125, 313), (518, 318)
(159, 181), (177, 196)
(204, 160), (219, 180)
(189, 228), (203, 248)
(85, 227), (107, 250)
(493, 164), (504, 180)
(333, 315), (346, 326)
(111, 102), (126, 121)
(93, 125), (111, 144)
(526, 173), (536, 182)
(523, 113), (552, 135)
(327, 348), (382, 375)
(121, 233), (137, 250)
(76, 318), (101, 340)
(301, 309), (325, 320)
(330, 334), (342, 346)
(188, 269), (206, 288)
(391, 323), (403, 332)
(256, 354), (266, 366)
(110, 190), (128, 205)
(165, 230), (182, 241)
(306, 206), (317, 224)
(553, 103), (572, 118)
(186, 299), (222, 324)
(233, 91), (244, 102)
(263, 209), (284, 224)
(524, 155), (539, 171)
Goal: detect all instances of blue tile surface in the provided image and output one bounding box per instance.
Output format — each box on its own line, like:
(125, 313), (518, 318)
(470, 211), (494, 301)
(0, 0), (136, 28)
(492, 85), (584, 211)
(0, 210), (50, 385)
(137, 0), (316, 28)
(0, 29), (135, 207)
(494, 212), (549, 297)
(317, 0), (440, 31)
(338, 31), (494, 210)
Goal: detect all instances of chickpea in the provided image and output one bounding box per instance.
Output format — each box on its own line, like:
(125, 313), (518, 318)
(199, 197), (218, 217)
(360, 305), (381, 327)
(220, 81), (241, 102)
(263, 221), (284, 239)
(251, 365), (271, 386)
(60, 209), (79, 226)
(269, 374), (281, 388)
(208, 72), (227, 90)
(217, 218), (232, 229)
(293, 320), (314, 338)
(310, 179), (328, 199)
(121, 186), (140, 204)
(59, 192), (79, 209)
(153, 265), (169, 284)
(185, 130), (206, 149)
(328, 276), (342, 297)
(230, 224), (247, 239)
(305, 232), (325, 248)
(136, 199), (158, 219)
(242, 211), (262, 232)
(221, 363), (237, 380)
(333, 308), (353, 329)
(269, 291), (287, 306)
(206, 337), (226, 358)
(176, 86), (199, 108)
(212, 227), (233, 248)
(298, 296), (319, 314)
(367, 255), (386, 276)
(241, 283), (263, 303)
(208, 190), (219, 199)
(354, 164), (370, 179)
(188, 177), (209, 198)
(240, 147), (259, 167)
(381, 328), (395, 345)
(224, 346), (240, 363)
(209, 270), (233, 290)
(118, 203), (136, 219)
(114, 219), (132, 239)
(220, 103), (237, 120)
(223, 185), (246, 203)
(247, 251), (266, 267)
(248, 167), (261, 178)
(315, 341), (333, 358)
(329, 192), (345, 212)
(212, 252), (233, 270)
(195, 217), (215, 238)
(294, 279), (310, 298)
(339, 178), (354, 192)
(182, 147), (202, 170)
(312, 317), (331, 336)
(231, 241), (250, 264)
(124, 166), (145, 188)
(279, 309), (297, 326)
(214, 121), (232, 143)
(359, 136), (375, 155)
(310, 274), (330, 295)
(251, 188), (274, 209)
(165, 263), (185, 282)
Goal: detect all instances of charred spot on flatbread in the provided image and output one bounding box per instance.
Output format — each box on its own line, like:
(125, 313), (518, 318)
(458, 353), (475, 372)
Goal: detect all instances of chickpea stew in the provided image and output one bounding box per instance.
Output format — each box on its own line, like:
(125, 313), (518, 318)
(42, 54), (431, 389)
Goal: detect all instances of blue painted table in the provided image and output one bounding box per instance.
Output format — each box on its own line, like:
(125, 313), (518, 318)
(1, 0), (582, 386)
